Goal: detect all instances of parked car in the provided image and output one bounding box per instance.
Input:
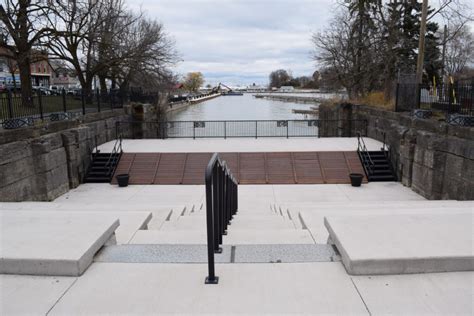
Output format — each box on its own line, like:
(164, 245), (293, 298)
(32, 86), (51, 95)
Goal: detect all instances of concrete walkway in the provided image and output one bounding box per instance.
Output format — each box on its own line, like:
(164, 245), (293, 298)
(1, 135), (472, 314)
(99, 137), (383, 153)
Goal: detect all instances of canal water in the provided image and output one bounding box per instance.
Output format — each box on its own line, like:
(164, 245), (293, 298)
(167, 93), (323, 121)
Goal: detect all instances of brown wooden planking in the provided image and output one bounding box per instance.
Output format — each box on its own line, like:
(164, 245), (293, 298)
(112, 151), (368, 185)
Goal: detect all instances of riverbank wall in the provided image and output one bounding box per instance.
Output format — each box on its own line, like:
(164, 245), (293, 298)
(165, 93), (221, 114)
(254, 94), (325, 104)
(0, 110), (131, 201)
(319, 102), (474, 200)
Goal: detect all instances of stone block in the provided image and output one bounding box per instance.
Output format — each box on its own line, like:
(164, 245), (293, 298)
(444, 153), (464, 180)
(447, 125), (474, 140)
(422, 150), (446, 170)
(34, 164), (70, 201)
(61, 130), (79, 146)
(411, 162), (443, 199)
(30, 133), (63, 155)
(445, 137), (474, 160)
(413, 147), (424, 165)
(35, 148), (67, 173)
(412, 119), (448, 135)
(0, 175), (38, 201)
(0, 157), (36, 188)
(0, 141), (32, 165)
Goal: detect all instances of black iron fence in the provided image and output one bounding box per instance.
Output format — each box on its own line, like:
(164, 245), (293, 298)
(396, 79), (474, 117)
(0, 90), (124, 129)
(205, 153), (238, 284)
(116, 119), (368, 139)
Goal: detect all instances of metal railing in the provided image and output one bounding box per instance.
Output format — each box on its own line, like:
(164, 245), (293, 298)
(205, 153), (238, 284)
(0, 89), (124, 129)
(104, 134), (123, 181)
(357, 132), (374, 177)
(395, 80), (474, 117)
(116, 119), (368, 139)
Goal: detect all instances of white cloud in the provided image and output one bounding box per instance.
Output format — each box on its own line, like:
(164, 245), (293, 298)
(129, 0), (336, 85)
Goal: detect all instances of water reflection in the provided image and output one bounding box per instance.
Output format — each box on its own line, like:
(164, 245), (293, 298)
(167, 93), (322, 121)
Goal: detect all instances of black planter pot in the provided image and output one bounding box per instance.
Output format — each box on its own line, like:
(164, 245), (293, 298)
(116, 174), (130, 187)
(349, 173), (363, 187)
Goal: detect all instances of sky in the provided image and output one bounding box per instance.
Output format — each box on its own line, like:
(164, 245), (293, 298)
(128, 0), (337, 86)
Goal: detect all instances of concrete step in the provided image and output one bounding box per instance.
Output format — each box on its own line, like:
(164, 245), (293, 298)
(130, 229), (315, 245)
(229, 219), (295, 230)
(161, 216), (295, 231)
(189, 208), (274, 216)
(280, 200), (474, 210)
(0, 211), (119, 276)
(325, 212), (474, 275)
(95, 244), (339, 263)
(296, 206), (474, 244)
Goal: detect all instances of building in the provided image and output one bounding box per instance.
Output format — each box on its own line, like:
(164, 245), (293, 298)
(279, 86), (295, 92)
(50, 61), (80, 89)
(0, 48), (52, 88)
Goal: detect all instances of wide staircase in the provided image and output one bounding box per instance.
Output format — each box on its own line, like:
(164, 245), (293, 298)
(130, 203), (316, 245)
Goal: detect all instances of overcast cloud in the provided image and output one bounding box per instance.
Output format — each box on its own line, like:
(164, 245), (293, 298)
(129, 0), (336, 86)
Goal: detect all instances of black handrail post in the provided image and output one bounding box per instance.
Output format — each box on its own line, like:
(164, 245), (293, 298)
(81, 91), (86, 115)
(62, 89), (67, 113)
(97, 88), (101, 112)
(193, 122), (196, 140)
(286, 120), (289, 138)
(219, 165), (226, 237)
(212, 164), (222, 253)
(205, 158), (218, 284)
(7, 90), (13, 119)
(224, 121), (227, 139)
(395, 83), (400, 112)
(255, 121), (258, 139)
(204, 153), (238, 284)
(37, 90), (44, 121)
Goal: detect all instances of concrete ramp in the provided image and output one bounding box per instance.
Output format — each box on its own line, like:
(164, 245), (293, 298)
(325, 213), (474, 275)
(0, 211), (119, 276)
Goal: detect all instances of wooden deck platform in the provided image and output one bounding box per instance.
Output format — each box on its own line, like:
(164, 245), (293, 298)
(112, 152), (367, 185)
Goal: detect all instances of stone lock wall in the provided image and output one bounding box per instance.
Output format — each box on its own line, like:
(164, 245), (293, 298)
(0, 110), (130, 201)
(319, 103), (474, 200)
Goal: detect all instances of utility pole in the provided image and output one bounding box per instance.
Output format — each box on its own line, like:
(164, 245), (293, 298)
(415, 0), (429, 84)
(441, 24), (448, 82)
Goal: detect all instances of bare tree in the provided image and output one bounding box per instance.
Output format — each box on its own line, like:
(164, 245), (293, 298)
(312, 10), (382, 99)
(44, 0), (134, 97)
(0, 0), (52, 103)
(443, 24), (474, 77)
(110, 15), (178, 94)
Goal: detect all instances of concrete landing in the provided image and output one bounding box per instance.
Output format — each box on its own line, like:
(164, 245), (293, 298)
(352, 272), (474, 315)
(0, 211), (119, 276)
(325, 213), (474, 275)
(94, 244), (338, 263)
(130, 229), (315, 244)
(298, 203), (474, 243)
(99, 137), (383, 153)
(48, 262), (368, 315)
(0, 274), (76, 315)
(0, 209), (152, 245)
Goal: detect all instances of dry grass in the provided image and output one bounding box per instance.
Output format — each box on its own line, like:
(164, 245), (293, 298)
(351, 91), (395, 111)
(319, 97), (345, 108)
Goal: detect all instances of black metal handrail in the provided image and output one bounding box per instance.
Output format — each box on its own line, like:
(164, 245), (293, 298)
(205, 153), (238, 284)
(116, 119), (368, 139)
(104, 134), (123, 180)
(381, 131), (391, 162)
(357, 132), (374, 177)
